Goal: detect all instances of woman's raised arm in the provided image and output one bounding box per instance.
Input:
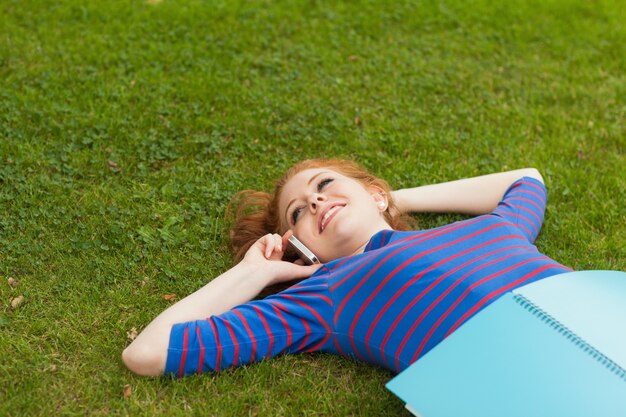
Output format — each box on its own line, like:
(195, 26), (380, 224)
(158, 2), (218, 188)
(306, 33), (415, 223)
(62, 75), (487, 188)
(391, 168), (544, 216)
(122, 231), (321, 376)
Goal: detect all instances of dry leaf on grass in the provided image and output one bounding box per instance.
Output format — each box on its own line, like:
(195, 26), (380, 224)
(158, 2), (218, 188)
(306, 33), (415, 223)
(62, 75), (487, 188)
(8, 277), (17, 288)
(11, 295), (24, 309)
(123, 384), (132, 399)
(107, 160), (121, 173)
(127, 327), (138, 341)
(162, 293), (176, 302)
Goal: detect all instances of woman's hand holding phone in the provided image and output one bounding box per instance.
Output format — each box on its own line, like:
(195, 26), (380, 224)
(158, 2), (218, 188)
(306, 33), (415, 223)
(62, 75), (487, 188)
(242, 230), (322, 286)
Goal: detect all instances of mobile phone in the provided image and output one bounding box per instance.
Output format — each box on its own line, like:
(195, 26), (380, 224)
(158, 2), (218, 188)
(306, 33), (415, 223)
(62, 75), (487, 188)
(288, 235), (320, 265)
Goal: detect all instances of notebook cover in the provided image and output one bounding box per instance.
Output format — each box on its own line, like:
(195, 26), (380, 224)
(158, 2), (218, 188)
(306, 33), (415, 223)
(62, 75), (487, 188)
(386, 271), (626, 417)
(515, 270), (626, 369)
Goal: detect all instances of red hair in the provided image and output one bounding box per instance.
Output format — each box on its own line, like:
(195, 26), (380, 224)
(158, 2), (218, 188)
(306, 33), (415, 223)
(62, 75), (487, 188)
(227, 159), (415, 263)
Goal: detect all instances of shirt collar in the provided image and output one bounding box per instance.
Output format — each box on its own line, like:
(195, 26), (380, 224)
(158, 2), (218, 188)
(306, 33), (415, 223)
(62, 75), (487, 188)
(364, 229), (395, 252)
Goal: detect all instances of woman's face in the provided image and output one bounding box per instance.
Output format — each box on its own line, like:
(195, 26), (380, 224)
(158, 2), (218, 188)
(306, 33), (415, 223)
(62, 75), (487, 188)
(278, 168), (391, 263)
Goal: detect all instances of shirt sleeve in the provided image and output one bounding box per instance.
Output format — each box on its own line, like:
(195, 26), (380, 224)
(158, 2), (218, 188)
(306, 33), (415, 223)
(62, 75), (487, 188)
(491, 176), (547, 243)
(164, 275), (334, 378)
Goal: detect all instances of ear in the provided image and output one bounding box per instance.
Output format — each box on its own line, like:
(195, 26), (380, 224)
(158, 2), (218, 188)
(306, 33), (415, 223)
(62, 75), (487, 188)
(368, 186), (388, 211)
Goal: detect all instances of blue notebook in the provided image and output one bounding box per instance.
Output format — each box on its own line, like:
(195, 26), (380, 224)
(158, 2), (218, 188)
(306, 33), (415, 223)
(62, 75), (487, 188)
(386, 270), (626, 417)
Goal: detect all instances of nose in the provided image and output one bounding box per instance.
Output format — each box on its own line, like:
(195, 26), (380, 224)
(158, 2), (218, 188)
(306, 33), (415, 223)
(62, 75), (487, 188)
(308, 193), (326, 212)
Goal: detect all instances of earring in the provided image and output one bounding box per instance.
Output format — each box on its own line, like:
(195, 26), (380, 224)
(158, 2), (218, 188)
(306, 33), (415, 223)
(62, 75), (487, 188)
(378, 201), (387, 210)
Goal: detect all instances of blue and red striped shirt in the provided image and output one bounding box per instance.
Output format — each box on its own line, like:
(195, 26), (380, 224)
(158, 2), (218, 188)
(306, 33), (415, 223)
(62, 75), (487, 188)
(165, 177), (572, 377)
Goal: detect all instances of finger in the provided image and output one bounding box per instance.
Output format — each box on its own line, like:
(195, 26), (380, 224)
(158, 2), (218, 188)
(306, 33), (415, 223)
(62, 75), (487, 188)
(274, 233), (283, 253)
(281, 230), (293, 251)
(268, 234), (284, 259)
(306, 263), (324, 276)
(264, 234), (275, 258)
(289, 262), (324, 279)
(270, 261), (324, 285)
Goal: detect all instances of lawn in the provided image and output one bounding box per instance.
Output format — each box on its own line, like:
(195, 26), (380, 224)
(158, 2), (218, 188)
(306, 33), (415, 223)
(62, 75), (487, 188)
(1, 0), (624, 415)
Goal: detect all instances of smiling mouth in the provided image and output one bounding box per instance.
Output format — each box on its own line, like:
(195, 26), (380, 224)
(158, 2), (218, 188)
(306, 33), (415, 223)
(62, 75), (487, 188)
(319, 204), (345, 233)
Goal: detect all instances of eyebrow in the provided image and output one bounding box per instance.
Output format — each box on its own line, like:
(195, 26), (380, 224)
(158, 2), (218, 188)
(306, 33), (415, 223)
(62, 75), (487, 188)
(285, 171), (329, 223)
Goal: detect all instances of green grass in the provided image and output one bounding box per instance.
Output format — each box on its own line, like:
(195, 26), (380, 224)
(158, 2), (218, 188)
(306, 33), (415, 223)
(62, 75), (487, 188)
(1, 0), (624, 415)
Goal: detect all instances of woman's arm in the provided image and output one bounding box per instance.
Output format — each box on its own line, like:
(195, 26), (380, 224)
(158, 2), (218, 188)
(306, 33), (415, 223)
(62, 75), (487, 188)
(392, 168), (543, 216)
(122, 231), (321, 376)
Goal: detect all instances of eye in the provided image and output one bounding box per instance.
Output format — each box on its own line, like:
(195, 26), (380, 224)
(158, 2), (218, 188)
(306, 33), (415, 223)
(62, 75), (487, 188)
(291, 207), (302, 225)
(317, 178), (333, 191)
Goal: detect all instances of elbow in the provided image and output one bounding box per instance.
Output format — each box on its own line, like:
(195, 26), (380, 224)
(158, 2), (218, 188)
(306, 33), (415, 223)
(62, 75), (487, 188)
(122, 341), (166, 377)
(522, 168), (544, 184)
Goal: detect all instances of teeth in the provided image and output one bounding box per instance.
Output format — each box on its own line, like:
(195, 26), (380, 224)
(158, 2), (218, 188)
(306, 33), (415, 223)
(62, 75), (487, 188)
(321, 206), (340, 231)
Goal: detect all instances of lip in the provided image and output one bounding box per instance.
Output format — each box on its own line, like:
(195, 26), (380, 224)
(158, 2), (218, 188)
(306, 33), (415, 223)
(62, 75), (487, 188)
(318, 203), (346, 234)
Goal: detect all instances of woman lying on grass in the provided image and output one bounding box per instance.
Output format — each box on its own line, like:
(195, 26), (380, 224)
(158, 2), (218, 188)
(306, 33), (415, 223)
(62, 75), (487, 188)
(122, 158), (572, 377)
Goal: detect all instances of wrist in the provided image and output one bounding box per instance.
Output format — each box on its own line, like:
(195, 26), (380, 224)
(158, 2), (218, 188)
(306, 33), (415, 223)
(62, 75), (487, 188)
(391, 189), (407, 214)
(235, 259), (274, 288)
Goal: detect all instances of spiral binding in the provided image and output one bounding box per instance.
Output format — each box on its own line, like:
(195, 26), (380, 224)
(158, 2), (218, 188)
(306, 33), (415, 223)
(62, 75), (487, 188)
(512, 293), (626, 384)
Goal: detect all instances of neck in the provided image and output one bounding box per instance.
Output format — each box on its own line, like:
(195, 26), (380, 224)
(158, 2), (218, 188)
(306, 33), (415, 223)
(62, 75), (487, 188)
(350, 225), (393, 257)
